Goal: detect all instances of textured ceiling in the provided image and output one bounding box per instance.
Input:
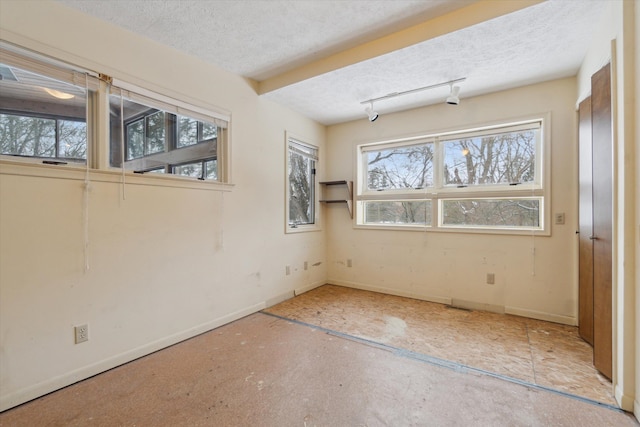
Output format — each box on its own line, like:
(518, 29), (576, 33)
(56, 0), (608, 125)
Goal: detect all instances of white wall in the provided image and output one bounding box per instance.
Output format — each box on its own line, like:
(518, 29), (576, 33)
(326, 77), (578, 325)
(0, 1), (326, 411)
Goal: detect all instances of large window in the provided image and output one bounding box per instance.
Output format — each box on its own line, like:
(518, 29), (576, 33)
(357, 119), (547, 233)
(1, 43), (230, 185)
(286, 135), (318, 232)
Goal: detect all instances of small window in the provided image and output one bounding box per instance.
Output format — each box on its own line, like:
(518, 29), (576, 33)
(0, 62), (89, 163)
(286, 135), (318, 232)
(109, 91), (225, 181)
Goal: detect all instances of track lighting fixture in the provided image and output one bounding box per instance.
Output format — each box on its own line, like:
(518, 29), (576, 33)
(446, 84), (460, 105)
(360, 77), (465, 121)
(365, 102), (378, 122)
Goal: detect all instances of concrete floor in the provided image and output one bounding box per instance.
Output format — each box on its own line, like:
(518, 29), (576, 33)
(0, 285), (636, 426)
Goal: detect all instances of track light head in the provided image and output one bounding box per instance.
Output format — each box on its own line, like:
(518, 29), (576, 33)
(446, 85), (461, 105)
(365, 103), (378, 122)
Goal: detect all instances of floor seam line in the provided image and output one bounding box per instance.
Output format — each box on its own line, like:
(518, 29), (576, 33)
(525, 322), (539, 385)
(259, 310), (623, 413)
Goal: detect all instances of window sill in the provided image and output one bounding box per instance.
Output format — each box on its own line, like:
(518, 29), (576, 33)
(353, 223), (550, 236)
(0, 159), (234, 192)
(285, 224), (322, 234)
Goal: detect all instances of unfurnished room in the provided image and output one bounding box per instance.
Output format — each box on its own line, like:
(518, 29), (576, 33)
(0, 0), (639, 425)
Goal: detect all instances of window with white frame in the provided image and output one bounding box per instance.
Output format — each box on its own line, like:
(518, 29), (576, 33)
(0, 52), (91, 164)
(1, 42), (230, 185)
(109, 86), (227, 181)
(357, 119), (547, 233)
(286, 135), (318, 231)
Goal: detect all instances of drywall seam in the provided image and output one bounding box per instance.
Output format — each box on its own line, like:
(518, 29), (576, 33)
(0, 301), (265, 412)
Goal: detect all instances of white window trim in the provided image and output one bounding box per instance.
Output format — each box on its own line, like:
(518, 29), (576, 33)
(0, 41), (234, 189)
(355, 113), (551, 236)
(285, 132), (321, 234)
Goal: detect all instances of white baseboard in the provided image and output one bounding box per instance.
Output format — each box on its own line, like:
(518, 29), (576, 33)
(265, 290), (295, 308)
(634, 398), (640, 422)
(452, 299), (505, 314)
(614, 383), (636, 412)
(329, 279), (576, 326)
(328, 279), (452, 306)
(504, 306), (577, 326)
(0, 302), (265, 412)
(294, 279), (326, 297)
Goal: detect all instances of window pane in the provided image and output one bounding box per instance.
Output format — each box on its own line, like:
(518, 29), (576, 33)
(58, 120), (87, 159)
(442, 128), (537, 186)
(204, 159), (217, 180)
(366, 143), (433, 191)
(0, 114), (56, 157)
(441, 198), (541, 228)
(126, 119), (144, 160)
(0, 64), (87, 162)
(145, 111), (165, 154)
(110, 94), (221, 181)
(364, 200), (431, 225)
(177, 116), (198, 148)
(202, 123), (217, 140)
(288, 150), (315, 225)
(173, 161), (203, 179)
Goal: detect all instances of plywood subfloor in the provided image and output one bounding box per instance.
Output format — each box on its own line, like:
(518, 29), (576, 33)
(264, 284), (615, 406)
(1, 312), (634, 426)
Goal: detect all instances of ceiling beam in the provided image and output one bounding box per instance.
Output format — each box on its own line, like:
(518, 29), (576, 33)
(257, 0), (544, 95)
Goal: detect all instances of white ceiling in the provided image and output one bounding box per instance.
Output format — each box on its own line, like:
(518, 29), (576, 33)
(57, 0), (608, 125)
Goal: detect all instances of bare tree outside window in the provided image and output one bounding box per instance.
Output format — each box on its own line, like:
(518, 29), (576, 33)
(366, 142), (434, 191)
(58, 120), (87, 159)
(288, 139), (317, 227)
(177, 116), (198, 148)
(364, 200), (431, 225)
(357, 121), (544, 231)
(0, 114), (86, 160)
(443, 129), (536, 186)
(442, 198), (540, 228)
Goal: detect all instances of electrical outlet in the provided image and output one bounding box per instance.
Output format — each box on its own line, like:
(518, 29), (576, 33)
(347, 259), (352, 267)
(486, 273), (495, 285)
(285, 265), (291, 275)
(75, 324), (89, 344)
(554, 212), (565, 225)
(304, 261), (308, 271)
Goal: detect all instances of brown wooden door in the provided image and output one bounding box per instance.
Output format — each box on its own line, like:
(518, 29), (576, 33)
(578, 96), (594, 346)
(591, 63), (612, 379)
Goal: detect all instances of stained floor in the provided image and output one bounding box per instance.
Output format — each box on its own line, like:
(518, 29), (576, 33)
(0, 311), (635, 426)
(264, 284), (615, 406)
